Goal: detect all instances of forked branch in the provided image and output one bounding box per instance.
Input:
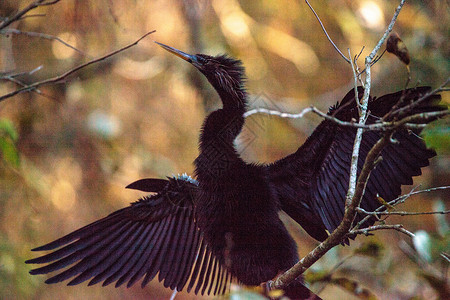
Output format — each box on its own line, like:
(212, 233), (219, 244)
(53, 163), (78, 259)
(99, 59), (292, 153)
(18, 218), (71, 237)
(0, 31), (155, 103)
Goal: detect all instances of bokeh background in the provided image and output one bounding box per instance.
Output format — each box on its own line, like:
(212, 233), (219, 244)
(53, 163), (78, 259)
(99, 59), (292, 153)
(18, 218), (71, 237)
(0, 1), (448, 299)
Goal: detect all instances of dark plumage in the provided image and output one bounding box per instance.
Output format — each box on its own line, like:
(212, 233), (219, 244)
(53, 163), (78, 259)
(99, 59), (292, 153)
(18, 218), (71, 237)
(27, 43), (444, 299)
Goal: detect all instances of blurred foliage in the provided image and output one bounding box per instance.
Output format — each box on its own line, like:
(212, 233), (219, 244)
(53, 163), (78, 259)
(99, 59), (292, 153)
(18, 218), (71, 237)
(0, 0), (448, 299)
(0, 118), (19, 167)
(423, 120), (450, 155)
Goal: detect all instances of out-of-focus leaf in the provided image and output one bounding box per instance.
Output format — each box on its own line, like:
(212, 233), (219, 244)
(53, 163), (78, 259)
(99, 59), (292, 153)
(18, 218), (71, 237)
(386, 32), (410, 65)
(0, 236), (39, 299)
(423, 122), (450, 155)
(0, 118), (18, 141)
(412, 229), (449, 263)
(354, 240), (385, 259)
(0, 138), (20, 167)
(304, 269), (331, 284)
(331, 277), (377, 300)
(413, 230), (432, 262)
(433, 233), (450, 262)
(0, 118), (20, 167)
(433, 199), (449, 236)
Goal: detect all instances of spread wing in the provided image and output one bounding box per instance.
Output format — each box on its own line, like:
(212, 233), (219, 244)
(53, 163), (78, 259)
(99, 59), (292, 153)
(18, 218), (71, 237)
(26, 176), (231, 296)
(269, 87), (443, 239)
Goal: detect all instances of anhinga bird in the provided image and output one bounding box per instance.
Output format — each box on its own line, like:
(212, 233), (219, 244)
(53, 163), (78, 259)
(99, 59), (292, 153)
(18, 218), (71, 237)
(27, 43), (443, 299)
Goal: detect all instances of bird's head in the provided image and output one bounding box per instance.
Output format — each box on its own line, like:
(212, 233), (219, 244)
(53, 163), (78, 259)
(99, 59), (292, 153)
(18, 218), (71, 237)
(156, 42), (246, 109)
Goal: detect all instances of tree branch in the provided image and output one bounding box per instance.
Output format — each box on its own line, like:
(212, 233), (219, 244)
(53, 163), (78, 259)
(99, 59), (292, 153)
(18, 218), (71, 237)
(271, 0), (407, 291)
(357, 207), (450, 217)
(0, 28), (86, 56)
(349, 224), (415, 238)
(0, 0), (62, 30)
(304, 0), (351, 63)
(354, 186), (450, 229)
(0, 30), (155, 103)
(383, 77), (449, 121)
(244, 104), (449, 131)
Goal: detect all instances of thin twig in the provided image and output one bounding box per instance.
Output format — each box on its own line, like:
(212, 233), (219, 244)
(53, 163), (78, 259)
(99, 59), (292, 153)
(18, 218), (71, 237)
(389, 186), (450, 205)
(348, 48), (362, 112)
(0, 31), (156, 103)
(355, 186), (450, 229)
(353, 47), (365, 86)
(357, 207), (450, 217)
(0, 0), (62, 30)
(304, 0), (351, 63)
(349, 224), (415, 238)
(441, 253), (450, 263)
(245, 105), (449, 130)
(17, 13), (47, 20)
(356, 49), (387, 77)
(355, 46), (365, 62)
(0, 65), (43, 78)
(1, 75), (56, 101)
(244, 106), (313, 119)
(383, 77), (449, 121)
(1, 28), (86, 56)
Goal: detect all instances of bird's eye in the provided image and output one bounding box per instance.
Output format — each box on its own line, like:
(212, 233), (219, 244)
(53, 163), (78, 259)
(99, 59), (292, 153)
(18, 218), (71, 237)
(196, 56), (207, 64)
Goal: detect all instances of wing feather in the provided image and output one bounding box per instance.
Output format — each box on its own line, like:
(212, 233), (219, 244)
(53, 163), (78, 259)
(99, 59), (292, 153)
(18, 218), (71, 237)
(27, 176), (231, 295)
(269, 87), (443, 237)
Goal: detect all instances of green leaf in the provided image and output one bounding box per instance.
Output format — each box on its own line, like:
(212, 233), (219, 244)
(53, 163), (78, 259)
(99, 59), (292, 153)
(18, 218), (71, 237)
(0, 139), (20, 167)
(422, 121), (450, 154)
(354, 240), (385, 259)
(0, 119), (18, 141)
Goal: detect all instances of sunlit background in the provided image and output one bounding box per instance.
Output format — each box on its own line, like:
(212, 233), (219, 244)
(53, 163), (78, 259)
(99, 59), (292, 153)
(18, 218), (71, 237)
(0, 1), (448, 299)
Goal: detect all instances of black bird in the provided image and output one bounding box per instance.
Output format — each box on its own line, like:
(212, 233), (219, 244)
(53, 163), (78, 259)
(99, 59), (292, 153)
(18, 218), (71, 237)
(27, 43), (443, 299)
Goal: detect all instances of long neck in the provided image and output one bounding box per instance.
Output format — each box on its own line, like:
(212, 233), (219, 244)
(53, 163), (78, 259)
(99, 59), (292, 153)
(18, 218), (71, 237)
(195, 87), (247, 180)
(200, 88), (246, 150)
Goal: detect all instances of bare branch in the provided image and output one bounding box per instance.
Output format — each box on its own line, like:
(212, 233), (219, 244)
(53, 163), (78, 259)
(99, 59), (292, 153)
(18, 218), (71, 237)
(1, 65), (43, 78)
(389, 186), (450, 206)
(0, 74), (56, 101)
(355, 185), (450, 229)
(244, 106), (313, 119)
(348, 48), (362, 113)
(441, 253), (450, 263)
(17, 13), (47, 21)
(0, 0), (62, 30)
(383, 77), (450, 121)
(272, 0), (407, 290)
(244, 105), (449, 131)
(271, 133), (392, 290)
(349, 224), (415, 238)
(357, 207), (450, 217)
(1, 28), (86, 56)
(304, 0), (351, 63)
(0, 31), (156, 103)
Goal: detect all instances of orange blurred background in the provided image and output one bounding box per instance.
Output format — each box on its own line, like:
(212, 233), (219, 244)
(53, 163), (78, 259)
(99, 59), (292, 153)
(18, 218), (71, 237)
(0, 1), (448, 299)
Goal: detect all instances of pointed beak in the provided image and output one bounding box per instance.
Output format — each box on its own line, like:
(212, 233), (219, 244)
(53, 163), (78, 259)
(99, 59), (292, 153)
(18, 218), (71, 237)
(155, 41), (196, 64)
